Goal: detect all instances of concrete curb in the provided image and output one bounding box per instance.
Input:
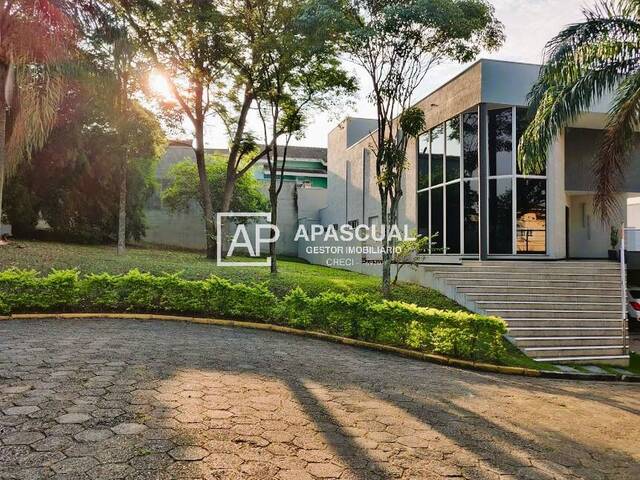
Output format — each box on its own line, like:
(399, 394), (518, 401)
(2, 313), (638, 383)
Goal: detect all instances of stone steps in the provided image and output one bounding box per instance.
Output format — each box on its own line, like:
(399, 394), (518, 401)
(422, 260), (629, 365)
(466, 293), (621, 304)
(460, 286), (619, 296)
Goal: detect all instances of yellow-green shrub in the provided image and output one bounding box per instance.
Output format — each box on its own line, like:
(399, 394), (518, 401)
(0, 268), (507, 361)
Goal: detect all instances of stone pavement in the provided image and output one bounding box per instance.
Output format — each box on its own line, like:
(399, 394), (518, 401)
(0, 318), (639, 480)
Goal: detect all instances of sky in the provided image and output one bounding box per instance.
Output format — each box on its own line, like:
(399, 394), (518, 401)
(196, 0), (590, 149)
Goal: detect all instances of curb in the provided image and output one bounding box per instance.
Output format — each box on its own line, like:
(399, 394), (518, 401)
(2, 313), (639, 383)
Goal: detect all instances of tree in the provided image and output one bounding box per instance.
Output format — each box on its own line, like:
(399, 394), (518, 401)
(249, 0), (356, 274)
(0, 0), (76, 237)
(116, 0), (231, 258)
(84, 4), (140, 254)
(393, 231), (431, 284)
(519, 0), (640, 220)
(162, 155), (268, 218)
(319, 0), (503, 296)
(4, 81), (165, 242)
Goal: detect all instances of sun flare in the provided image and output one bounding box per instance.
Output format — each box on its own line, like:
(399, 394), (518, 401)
(148, 70), (173, 100)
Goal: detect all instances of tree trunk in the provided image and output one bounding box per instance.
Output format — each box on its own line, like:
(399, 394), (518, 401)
(117, 162), (127, 255)
(269, 186), (278, 274)
(194, 124), (216, 259)
(0, 64), (7, 238)
(191, 80), (216, 259)
(381, 195), (392, 298)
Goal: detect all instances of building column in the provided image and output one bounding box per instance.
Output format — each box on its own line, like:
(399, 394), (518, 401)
(478, 103), (489, 260)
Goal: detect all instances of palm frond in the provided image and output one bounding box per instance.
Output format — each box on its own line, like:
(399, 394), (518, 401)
(5, 63), (65, 176)
(594, 70), (640, 220)
(519, 6), (640, 174)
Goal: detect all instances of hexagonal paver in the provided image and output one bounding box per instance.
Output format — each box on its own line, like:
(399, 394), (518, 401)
(0, 318), (638, 480)
(74, 428), (113, 442)
(51, 456), (99, 474)
(168, 445), (209, 461)
(2, 431), (45, 445)
(56, 413), (91, 424)
(3, 405), (40, 416)
(111, 422), (147, 435)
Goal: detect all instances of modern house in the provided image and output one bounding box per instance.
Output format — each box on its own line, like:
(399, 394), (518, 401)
(142, 140), (327, 254)
(302, 59), (634, 365)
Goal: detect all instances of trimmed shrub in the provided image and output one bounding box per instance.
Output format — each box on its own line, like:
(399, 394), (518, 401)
(0, 268), (508, 361)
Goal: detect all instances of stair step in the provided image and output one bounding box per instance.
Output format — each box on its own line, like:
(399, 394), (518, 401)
(449, 279), (619, 288)
(426, 265), (620, 274)
(469, 294), (621, 304)
(524, 345), (625, 358)
(513, 336), (624, 347)
(459, 286), (620, 296)
(506, 319), (623, 328)
(433, 272), (619, 282)
(509, 327), (624, 337)
(532, 354), (629, 365)
(478, 302), (620, 312)
(486, 309), (620, 318)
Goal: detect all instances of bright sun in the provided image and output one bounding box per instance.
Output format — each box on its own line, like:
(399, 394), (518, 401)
(149, 70), (173, 100)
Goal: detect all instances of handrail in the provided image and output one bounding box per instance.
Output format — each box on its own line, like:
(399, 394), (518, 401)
(621, 225), (629, 356)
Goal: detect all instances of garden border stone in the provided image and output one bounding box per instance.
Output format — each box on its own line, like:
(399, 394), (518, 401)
(1, 312), (639, 383)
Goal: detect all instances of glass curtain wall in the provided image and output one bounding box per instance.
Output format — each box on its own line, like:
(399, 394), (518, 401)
(418, 106), (546, 256)
(487, 106), (547, 255)
(417, 109), (479, 255)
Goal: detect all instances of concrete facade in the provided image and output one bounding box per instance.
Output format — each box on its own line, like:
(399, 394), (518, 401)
(316, 59), (636, 263)
(141, 141), (327, 256)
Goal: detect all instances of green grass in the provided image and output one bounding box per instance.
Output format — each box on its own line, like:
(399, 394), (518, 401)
(500, 342), (559, 372)
(0, 240), (581, 372)
(0, 240), (463, 310)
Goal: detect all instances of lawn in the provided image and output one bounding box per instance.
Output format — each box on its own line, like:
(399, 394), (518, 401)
(0, 240), (463, 310)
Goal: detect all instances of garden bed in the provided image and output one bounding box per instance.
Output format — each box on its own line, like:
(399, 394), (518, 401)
(0, 269), (507, 362)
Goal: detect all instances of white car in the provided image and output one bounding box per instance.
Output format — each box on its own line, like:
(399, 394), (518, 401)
(627, 288), (640, 321)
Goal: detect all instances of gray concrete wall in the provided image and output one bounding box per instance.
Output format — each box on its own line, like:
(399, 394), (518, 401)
(565, 128), (640, 193)
(567, 193), (626, 258)
(143, 207), (206, 250)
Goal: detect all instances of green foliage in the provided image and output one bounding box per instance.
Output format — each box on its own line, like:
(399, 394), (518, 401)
(0, 241), (464, 311)
(0, 268), (507, 362)
(4, 82), (166, 243)
(161, 156), (268, 216)
(519, 0), (640, 219)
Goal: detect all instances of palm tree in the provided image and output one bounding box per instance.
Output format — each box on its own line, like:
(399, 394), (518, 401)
(519, 0), (640, 220)
(0, 0), (74, 235)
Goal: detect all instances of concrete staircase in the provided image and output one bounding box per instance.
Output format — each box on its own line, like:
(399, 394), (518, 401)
(422, 260), (630, 365)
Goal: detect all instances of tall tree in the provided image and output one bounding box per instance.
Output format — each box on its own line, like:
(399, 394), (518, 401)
(4, 81), (165, 243)
(317, 0), (503, 296)
(0, 0), (76, 237)
(116, 0), (230, 258)
(519, 0), (640, 220)
(87, 6), (138, 254)
(250, 0), (355, 273)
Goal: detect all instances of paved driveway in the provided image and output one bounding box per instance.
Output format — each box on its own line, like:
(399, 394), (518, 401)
(0, 319), (639, 480)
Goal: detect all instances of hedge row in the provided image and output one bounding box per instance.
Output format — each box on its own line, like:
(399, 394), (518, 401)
(0, 269), (508, 361)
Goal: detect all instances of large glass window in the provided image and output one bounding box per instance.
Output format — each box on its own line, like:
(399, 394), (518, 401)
(446, 118), (461, 181)
(418, 135), (429, 190)
(430, 187), (444, 251)
(464, 180), (479, 254)
(489, 178), (513, 255)
(517, 179), (546, 254)
(516, 107), (545, 175)
(446, 183), (460, 254)
(430, 125), (444, 186)
(489, 108), (512, 176)
(418, 191), (429, 237)
(416, 108), (479, 255)
(463, 112), (478, 178)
